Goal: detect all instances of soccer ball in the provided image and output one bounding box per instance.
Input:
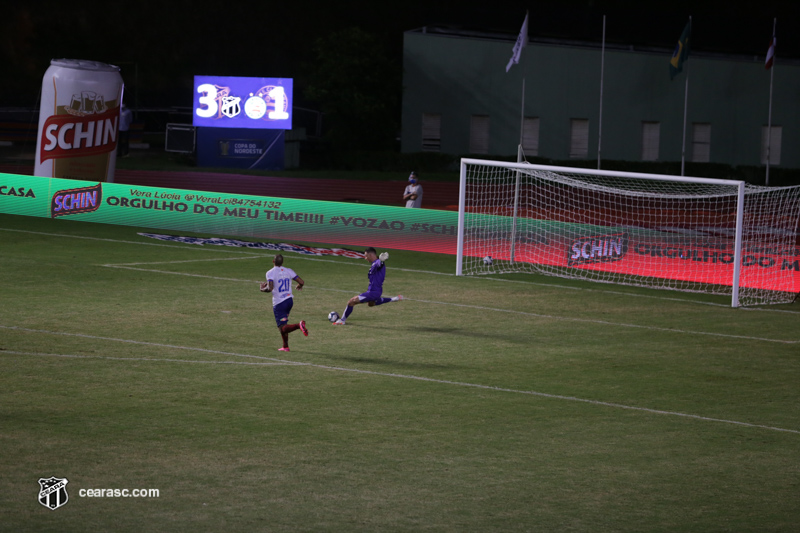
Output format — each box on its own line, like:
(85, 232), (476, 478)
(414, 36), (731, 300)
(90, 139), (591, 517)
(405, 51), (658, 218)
(483, 256), (493, 266)
(328, 311), (340, 323)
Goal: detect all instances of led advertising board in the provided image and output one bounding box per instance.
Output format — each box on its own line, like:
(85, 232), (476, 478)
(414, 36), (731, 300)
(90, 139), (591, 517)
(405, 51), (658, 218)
(1, 172), (798, 293)
(193, 76), (292, 130)
(0, 173), (456, 255)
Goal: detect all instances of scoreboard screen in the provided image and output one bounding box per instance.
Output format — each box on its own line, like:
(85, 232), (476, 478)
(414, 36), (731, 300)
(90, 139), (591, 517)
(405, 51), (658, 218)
(193, 76), (292, 130)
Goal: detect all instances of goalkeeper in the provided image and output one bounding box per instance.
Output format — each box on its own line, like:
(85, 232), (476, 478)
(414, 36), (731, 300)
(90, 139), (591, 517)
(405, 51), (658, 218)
(332, 247), (403, 325)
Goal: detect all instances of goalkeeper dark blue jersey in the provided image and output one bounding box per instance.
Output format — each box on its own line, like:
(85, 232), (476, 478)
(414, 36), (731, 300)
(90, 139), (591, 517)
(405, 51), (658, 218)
(367, 258), (386, 293)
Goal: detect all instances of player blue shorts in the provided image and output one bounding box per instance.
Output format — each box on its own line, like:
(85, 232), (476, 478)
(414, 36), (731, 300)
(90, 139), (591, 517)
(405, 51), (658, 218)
(358, 290), (383, 303)
(273, 298), (293, 327)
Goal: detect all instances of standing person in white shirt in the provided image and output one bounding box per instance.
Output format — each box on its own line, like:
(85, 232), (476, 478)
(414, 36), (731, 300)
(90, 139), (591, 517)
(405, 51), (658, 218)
(403, 171), (423, 208)
(260, 254), (308, 351)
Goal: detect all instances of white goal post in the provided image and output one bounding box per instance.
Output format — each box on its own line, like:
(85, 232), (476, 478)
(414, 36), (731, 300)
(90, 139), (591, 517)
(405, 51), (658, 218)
(456, 158), (800, 307)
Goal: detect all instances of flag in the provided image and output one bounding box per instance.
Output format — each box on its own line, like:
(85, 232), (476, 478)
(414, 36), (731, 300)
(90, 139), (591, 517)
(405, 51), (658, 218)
(506, 11), (529, 72)
(669, 19), (691, 80)
(765, 36), (776, 69)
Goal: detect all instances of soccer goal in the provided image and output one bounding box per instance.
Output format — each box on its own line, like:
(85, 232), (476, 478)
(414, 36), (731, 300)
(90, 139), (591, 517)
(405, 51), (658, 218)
(456, 158), (800, 307)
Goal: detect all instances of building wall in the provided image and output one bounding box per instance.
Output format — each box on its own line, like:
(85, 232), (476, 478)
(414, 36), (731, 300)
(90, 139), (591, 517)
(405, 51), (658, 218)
(401, 29), (799, 168)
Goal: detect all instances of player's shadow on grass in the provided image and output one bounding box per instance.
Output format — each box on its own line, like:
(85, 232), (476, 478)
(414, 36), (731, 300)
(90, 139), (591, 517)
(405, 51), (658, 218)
(413, 324), (525, 341)
(357, 323), (491, 337)
(356, 323), (529, 342)
(307, 350), (461, 370)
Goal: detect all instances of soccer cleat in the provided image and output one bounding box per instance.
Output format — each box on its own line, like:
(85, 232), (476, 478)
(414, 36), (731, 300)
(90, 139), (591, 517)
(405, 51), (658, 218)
(278, 347), (290, 352)
(300, 320), (308, 336)
(333, 319), (346, 325)
(393, 295), (404, 301)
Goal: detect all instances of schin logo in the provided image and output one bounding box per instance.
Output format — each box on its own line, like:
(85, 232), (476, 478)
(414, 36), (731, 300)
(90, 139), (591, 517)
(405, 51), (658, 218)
(38, 477), (69, 510)
(568, 232), (629, 266)
(51, 183), (102, 218)
(39, 108), (119, 163)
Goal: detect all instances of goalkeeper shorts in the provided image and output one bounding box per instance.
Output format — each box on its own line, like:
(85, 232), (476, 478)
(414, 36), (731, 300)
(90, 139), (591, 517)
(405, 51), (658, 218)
(358, 290), (383, 303)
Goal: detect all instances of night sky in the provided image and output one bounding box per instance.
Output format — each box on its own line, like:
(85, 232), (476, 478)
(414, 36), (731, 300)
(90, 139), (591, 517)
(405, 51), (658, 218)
(2, 1), (796, 114)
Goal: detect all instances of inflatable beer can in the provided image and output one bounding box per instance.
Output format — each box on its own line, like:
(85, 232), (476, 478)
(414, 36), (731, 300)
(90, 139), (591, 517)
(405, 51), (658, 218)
(34, 59), (124, 182)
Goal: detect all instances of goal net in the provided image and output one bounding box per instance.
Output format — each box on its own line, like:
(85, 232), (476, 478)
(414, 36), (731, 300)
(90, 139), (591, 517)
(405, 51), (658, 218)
(456, 159), (800, 307)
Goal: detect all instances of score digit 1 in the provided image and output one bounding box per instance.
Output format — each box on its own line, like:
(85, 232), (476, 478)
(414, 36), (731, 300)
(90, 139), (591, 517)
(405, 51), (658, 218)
(268, 87), (289, 120)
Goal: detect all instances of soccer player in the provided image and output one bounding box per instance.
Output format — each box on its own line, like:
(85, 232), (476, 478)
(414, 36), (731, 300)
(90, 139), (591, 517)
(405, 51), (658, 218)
(261, 254), (308, 351)
(333, 247), (403, 325)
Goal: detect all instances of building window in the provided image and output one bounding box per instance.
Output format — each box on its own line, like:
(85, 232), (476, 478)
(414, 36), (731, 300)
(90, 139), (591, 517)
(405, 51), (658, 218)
(569, 119), (589, 159)
(522, 117), (540, 156)
(641, 122), (660, 161)
(421, 113), (441, 152)
(691, 123), (711, 163)
(469, 115), (490, 154)
(761, 126), (782, 165)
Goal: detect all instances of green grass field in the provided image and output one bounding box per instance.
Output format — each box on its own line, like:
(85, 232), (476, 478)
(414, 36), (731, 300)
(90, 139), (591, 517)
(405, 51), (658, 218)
(1, 212), (799, 532)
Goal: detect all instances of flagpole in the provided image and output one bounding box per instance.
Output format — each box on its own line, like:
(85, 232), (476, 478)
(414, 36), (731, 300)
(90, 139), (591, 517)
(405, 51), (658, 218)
(681, 67), (689, 176)
(508, 10), (528, 263)
(766, 17), (776, 186)
(597, 15), (606, 169)
(680, 16), (691, 176)
(512, 75), (524, 261)
(518, 77), (525, 161)
(512, 73), (524, 260)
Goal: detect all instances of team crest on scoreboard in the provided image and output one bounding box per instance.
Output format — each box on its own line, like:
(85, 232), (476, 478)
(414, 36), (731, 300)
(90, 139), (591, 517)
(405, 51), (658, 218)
(38, 476), (69, 510)
(220, 96), (241, 118)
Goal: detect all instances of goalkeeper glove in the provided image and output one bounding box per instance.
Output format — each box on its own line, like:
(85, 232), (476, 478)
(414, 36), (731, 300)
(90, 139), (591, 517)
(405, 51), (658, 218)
(379, 252), (389, 261)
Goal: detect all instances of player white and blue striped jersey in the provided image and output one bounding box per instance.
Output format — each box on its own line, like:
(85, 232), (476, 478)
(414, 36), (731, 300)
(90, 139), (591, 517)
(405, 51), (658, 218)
(367, 258), (386, 293)
(266, 266), (298, 306)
